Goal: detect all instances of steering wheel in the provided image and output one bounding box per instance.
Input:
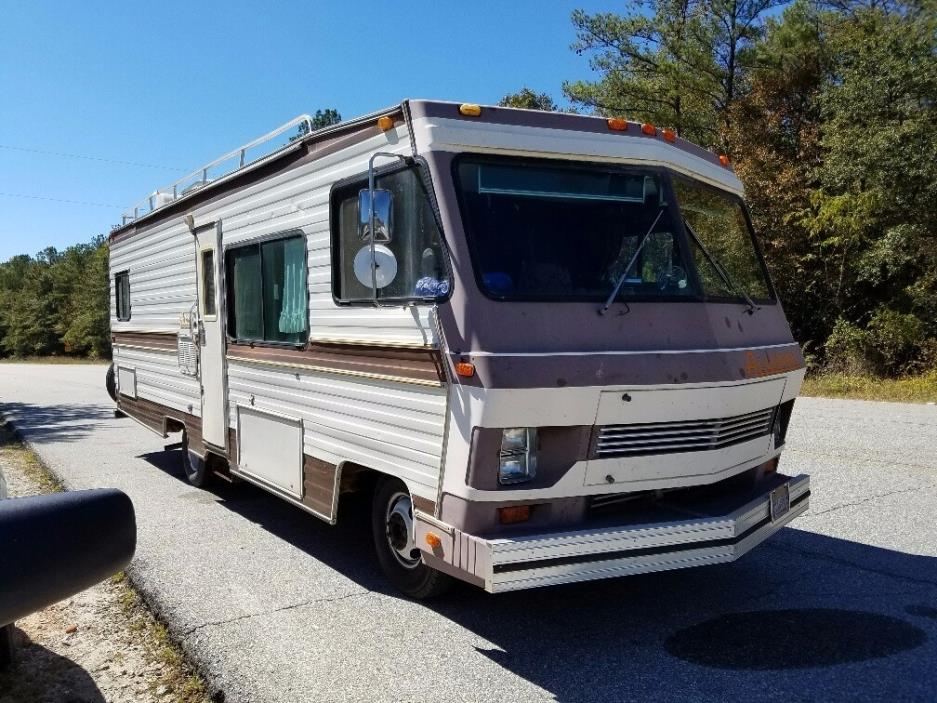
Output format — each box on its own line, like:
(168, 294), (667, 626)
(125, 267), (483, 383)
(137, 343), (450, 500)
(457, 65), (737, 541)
(657, 265), (688, 291)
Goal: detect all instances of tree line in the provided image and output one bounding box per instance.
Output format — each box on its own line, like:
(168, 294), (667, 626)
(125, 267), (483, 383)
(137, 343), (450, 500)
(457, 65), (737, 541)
(502, 0), (936, 376)
(0, 237), (110, 358)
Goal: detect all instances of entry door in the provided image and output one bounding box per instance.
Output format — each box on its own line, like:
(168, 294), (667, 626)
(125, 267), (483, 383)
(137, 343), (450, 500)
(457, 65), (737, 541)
(196, 222), (228, 449)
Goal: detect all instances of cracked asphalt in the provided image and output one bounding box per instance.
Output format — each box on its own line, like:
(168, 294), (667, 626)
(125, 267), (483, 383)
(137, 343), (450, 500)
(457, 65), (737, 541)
(1, 363), (936, 702)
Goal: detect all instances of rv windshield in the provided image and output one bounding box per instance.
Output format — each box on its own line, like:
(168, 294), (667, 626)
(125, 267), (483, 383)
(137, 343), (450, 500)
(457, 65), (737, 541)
(454, 156), (773, 304)
(454, 157), (696, 302)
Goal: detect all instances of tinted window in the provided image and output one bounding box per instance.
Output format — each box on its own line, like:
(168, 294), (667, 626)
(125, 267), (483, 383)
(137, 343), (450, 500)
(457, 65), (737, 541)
(674, 180), (772, 301)
(201, 250), (216, 317)
(331, 165), (449, 303)
(115, 271), (131, 320)
(454, 157), (695, 301)
(226, 235), (307, 344)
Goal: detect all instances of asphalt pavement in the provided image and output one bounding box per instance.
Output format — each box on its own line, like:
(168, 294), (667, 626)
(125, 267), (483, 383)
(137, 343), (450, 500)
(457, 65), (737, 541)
(1, 363), (935, 703)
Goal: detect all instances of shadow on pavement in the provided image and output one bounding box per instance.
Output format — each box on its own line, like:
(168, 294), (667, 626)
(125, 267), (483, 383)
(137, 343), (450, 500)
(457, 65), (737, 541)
(140, 445), (937, 702)
(0, 402), (113, 443)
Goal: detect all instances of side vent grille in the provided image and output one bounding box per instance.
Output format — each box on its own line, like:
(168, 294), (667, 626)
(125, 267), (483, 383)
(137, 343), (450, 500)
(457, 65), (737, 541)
(594, 407), (774, 459)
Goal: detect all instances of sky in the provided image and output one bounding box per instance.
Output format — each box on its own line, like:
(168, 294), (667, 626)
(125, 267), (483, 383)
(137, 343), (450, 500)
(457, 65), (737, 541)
(0, 0), (614, 261)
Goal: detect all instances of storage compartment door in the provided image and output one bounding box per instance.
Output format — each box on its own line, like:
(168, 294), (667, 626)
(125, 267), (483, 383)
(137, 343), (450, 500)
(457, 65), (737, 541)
(236, 406), (304, 498)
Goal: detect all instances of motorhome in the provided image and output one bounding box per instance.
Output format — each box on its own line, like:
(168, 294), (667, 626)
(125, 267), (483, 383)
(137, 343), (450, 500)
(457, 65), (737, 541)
(107, 101), (809, 597)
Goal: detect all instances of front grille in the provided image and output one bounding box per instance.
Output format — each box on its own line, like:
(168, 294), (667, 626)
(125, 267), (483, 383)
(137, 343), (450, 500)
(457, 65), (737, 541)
(594, 407), (775, 459)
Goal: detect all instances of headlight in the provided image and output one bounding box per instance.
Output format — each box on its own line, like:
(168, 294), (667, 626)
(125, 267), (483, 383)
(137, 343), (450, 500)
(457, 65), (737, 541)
(499, 428), (537, 485)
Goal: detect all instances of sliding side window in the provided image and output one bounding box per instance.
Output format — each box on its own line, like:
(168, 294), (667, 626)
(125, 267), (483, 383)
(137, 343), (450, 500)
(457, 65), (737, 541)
(225, 234), (307, 344)
(115, 270), (131, 321)
(330, 164), (449, 304)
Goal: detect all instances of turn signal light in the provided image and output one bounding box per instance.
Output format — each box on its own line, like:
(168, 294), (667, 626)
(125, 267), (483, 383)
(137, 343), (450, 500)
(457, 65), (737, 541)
(425, 533), (442, 549)
(377, 115), (395, 131)
(607, 118), (628, 131)
(661, 128), (677, 143)
(459, 103), (482, 116)
(641, 123), (656, 135)
(719, 154), (731, 167)
(499, 505), (531, 525)
(455, 361), (475, 378)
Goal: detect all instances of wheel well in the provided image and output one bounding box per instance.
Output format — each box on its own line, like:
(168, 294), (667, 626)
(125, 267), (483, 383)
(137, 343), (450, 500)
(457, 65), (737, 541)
(338, 462), (383, 497)
(164, 418), (185, 435)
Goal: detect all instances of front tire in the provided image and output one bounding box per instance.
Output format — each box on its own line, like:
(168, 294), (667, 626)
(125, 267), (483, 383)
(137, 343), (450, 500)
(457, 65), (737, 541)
(371, 477), (452, 599)
(181, 429), (211, 488)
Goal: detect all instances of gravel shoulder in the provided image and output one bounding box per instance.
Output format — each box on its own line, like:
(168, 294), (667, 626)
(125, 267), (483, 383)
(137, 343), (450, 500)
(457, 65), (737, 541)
(0, 424), (210, 703)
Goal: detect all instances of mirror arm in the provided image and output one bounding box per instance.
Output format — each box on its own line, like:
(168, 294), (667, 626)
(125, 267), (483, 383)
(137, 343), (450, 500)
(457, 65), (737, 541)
(367, 152), (411, 307)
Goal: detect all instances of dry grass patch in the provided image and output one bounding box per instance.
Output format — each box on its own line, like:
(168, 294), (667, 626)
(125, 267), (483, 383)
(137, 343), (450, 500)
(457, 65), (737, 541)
(802, 370), (937, 404)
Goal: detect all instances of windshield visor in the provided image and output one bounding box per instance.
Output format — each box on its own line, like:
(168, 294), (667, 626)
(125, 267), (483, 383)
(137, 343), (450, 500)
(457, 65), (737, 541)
(454, 158), (695, 302)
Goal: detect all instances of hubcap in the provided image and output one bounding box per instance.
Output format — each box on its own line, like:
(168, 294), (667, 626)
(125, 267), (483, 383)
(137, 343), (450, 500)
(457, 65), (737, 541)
(385, 492), (420, 569)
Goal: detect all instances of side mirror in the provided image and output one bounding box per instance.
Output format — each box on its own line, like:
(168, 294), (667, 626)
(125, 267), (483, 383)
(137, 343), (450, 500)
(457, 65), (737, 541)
(358, 188), (393, 243)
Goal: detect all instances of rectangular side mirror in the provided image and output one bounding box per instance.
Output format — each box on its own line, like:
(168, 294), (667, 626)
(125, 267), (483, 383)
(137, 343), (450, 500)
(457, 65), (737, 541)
(358, 188), (393, 243)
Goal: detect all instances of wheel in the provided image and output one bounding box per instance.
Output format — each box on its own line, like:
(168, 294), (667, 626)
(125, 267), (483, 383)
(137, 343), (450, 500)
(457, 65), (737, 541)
(105, 364), (117, 402)
(181, 429), (211, 488)
(371, 477), (452, 599)
(0, 624), (15, 669)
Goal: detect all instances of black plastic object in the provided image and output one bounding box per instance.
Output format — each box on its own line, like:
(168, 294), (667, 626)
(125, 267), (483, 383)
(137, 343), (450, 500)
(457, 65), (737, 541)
(0, 489), (136, 627)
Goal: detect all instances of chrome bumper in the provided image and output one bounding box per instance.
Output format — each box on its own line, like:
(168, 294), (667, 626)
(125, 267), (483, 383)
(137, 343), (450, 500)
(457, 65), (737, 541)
(416, 474), (810, 594)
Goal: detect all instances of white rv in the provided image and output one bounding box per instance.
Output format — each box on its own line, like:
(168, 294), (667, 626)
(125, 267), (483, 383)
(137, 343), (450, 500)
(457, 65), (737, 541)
(108, 101), (809, 597)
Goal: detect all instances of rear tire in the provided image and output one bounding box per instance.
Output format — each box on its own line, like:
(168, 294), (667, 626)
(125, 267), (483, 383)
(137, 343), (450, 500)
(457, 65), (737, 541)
(181, 429), (211, 488)
(371, 477), (452, 599)
(105, 364), (117, 402)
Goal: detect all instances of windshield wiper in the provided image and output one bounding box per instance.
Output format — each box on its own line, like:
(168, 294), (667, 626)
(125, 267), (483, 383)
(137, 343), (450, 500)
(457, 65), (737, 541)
(683, 218), (760, 315)
(599, 208), (665, 315)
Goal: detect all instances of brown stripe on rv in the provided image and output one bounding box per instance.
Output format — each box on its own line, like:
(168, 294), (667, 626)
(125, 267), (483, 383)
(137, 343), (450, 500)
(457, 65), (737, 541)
(227, 341), (446, 384)
(449, 344), (805, 389)
(117, 394), (204, 455)
(108, 114), (399, 244)
(112, 331), (177, 350)
(303, 455), (338, 518)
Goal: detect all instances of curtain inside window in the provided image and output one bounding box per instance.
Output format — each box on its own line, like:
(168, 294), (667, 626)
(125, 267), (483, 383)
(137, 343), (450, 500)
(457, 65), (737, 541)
(231, 247), (263, 339)
(277, 237), (307, 334)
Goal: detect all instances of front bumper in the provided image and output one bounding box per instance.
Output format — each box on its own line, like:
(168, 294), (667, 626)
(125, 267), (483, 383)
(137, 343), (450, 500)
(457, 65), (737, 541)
(416, 473), (809, 593)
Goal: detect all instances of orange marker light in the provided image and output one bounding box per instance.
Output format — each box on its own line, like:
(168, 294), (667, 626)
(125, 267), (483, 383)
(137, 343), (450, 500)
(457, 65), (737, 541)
(425, 533), (442, 549)
(499, 505), (532, 525)
(455, 361), (475, 378)
(641, 123), (656, 136)
(377, 115), (395, 131)
(719, 154), (732, 167)
(607, 118), (628, 132)
(661, 128), (677, 143)
(459, 103), (482, 116)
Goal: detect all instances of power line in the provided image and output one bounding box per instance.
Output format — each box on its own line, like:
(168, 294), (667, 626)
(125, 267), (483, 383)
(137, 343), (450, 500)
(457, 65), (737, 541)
(0, 143), (186, 171)
(0, 192), (124, 208)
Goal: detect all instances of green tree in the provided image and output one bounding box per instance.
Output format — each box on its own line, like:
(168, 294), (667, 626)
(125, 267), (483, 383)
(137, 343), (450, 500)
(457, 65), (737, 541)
(499, 88), (558, 110)
(564, 0), (783, 145)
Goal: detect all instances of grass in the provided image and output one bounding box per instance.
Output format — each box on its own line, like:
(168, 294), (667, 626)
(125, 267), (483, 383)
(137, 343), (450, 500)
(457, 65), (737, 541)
(0, 356), (108, 364)
(801, 369), (937, 404)
(111, 572), (212, 703)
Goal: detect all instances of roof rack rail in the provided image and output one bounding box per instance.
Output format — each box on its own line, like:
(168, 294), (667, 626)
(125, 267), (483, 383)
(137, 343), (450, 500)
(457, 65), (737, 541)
(117, 114), (314, 227)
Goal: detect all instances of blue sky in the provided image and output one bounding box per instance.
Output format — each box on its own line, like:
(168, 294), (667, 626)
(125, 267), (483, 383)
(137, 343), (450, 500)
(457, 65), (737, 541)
(0, 0), (613, 261)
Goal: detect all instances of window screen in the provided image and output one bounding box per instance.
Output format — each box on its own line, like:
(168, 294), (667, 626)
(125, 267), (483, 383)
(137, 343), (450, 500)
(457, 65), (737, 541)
(115, 271), (131, 321)
(331, 165), (449, 303)
(225, 235), (307, 344)
(201, 250), (217, 317)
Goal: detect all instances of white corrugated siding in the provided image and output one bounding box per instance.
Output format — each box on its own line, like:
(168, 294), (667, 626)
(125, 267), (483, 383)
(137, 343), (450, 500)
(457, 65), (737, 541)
(109, 123), (448, 500)
(113, 345), (201, 417)
(227, 361), (446, 502)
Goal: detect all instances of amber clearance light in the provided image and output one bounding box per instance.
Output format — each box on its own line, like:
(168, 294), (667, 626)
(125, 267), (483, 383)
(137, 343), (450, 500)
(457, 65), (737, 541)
(607, 118), (628, 132)
(459, 103), (482, 117)
(719, 154), (732, 167)
(455, 361), (476, 378)
(661, 128), (677, 143)
(377, 115), (395, 131)
(641, 123), (657, 136)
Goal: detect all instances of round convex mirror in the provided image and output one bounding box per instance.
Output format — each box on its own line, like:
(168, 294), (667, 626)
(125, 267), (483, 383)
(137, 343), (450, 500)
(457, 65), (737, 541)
(353, 244), (398, 289)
